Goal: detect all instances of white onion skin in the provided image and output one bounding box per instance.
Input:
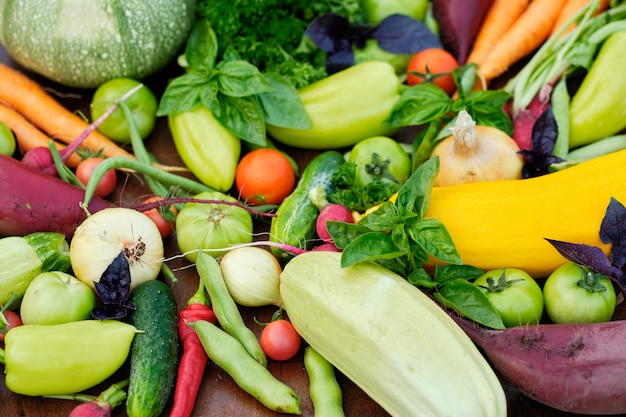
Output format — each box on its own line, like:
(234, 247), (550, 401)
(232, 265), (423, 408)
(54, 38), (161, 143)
(70, 207), (164, 291)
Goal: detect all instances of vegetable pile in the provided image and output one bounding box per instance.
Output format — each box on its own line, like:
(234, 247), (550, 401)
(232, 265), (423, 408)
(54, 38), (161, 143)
(2, 1), (626, 416)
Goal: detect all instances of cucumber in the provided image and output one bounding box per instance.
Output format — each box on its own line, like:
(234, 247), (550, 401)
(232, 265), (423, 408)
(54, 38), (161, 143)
(269, 150), (344, 261)
(0, 232), (70, 306)
(126, 280), (179, 417)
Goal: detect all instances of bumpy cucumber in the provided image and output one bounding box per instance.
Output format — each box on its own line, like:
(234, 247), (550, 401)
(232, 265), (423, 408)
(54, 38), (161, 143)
(269, 150), (344, 261)
(126, 280), (179, 417)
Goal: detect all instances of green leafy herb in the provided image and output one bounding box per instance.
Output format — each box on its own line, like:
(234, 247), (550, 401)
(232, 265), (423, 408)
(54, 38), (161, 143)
(327, 156), (501, 326)
(157, 20), (311, 146)
(196, 0), (361, 88)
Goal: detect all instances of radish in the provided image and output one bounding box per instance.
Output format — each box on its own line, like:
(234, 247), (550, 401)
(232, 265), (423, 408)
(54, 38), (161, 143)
(46, 379), (128, 417)
(0, 154), (111, 237)
(450, 312), (626, 414)
(431, 0), (494, 64)
(315, 203), (354, 243)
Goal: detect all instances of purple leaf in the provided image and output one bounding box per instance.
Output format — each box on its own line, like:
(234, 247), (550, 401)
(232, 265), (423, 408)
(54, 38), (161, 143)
(373, 14), (441, 54)
(92, 251), (135, 320)
(600, 197), (626, 270)
(545, 238), (622, 280)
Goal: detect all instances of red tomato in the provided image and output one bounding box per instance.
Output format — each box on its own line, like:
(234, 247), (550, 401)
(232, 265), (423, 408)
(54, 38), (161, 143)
(406, 48), (459, 95)
(235, 148), (295, 206)
(75, 157), (117, 198)
(0, 310), (22, 342)
(260, 319), (301, 361)
(141, 196), (177, 238)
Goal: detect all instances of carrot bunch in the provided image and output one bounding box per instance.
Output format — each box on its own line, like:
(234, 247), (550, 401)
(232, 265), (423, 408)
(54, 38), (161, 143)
(0, 63), (134, 166)
(468, 0), (611, 85)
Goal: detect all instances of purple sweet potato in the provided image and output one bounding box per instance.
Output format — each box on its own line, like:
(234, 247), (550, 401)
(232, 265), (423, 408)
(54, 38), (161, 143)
(432, 0), (494, 64)
(0, 154), (111, 237)
(451, 313), (626, 414)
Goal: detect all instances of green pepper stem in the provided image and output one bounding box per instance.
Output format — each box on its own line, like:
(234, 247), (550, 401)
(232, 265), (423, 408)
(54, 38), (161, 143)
(187, 278), (211, 307)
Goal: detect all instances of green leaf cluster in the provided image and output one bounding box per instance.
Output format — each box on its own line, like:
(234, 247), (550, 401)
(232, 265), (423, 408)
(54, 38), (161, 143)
(327, 156), (505, 329)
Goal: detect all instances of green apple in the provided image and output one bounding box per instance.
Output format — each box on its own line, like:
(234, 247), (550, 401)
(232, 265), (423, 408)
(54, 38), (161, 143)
(20, 271), (97, 325)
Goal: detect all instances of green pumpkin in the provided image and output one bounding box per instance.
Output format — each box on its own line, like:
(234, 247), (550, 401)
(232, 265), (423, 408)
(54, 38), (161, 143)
(0, 0), (196, 88)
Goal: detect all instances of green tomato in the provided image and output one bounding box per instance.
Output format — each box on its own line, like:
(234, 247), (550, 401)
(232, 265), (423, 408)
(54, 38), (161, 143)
(348, 136), (411, 188)
(90, 78), (157, 144)
(176, 191), (253, 263)
(19, 271), (96, 325)
(473, 268), (544, 328)
(543, 262), (616, 324)
(0, 121), (16, 156)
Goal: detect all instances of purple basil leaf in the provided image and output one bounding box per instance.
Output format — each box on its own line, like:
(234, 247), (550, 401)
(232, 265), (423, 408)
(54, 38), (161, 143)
(520, 106), (564, 178)
(600, 197), (626, 269)
(373, 14), (441, 54)
(545, 238), (621, 279)
(92, 251), (135, 320)
(305, 13), (351, 53)
(326, 48), (356, 74)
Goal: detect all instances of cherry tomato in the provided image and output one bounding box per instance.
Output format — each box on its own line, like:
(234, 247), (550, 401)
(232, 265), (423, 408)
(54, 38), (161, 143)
(0, 310), (23, 342)
(90, 78), (157, 144)
(406, 48), (459, 95)
(235, 148), (295, 206)
(75, 157), (117, 198)
(260, 319), (301, 361)
(543, 262), (616, 324)
(141, 196), (177, 238)
(473, 268), (544, 328)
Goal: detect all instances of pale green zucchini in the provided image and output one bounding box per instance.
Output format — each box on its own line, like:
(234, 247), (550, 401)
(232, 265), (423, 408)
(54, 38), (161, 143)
(279, 251), (506, 417)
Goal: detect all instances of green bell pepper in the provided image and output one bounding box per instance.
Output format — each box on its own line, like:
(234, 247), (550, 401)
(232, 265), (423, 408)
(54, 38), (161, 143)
(569, 30), (626, 149)
(266, 61), (401, 150)
(1, 320), (137, 396)
(360, 0), (429, 25)
(168, 105), (241, 192)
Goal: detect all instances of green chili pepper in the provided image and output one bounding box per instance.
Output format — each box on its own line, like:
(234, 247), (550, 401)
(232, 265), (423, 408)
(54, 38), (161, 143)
(266, 61), (401, 150)
(0, 320), (137, 396)
(189, 319), (301, 415)
(569, 30), (626, 149)
(195, 251), (267, 367)
(168, 105), (241, 192)
(304, 346), (346, 417)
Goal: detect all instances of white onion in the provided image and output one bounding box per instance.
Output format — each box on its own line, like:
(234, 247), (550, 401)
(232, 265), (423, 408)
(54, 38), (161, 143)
(70, 207), (164, 291)
(219, 247), (282, 307)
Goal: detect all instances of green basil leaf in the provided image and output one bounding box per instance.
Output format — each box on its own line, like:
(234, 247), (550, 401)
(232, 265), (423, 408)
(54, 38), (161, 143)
(434, 280), (505, 330)
(327, 221), (371, 249)
(433, 263), (484, 284)
(214, 95), (266, 146)
(407, 267), (436, 287)
(453, 64), (479, 98)
(386, 84), (452, 128)
(407, 217), (461, 265)
(157, 73), (209, 116)
(340, 232), (405, 267)
(255, 72), (311, 129)
(184, 19), (218, 69)
(216, 60), (274, 97)
(463, 89), (510, 113)
(397, 156), (439, 218)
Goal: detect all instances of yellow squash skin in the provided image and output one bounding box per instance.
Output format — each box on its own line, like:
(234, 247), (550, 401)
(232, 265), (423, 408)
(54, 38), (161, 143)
(280, 251), (507, 417)
(425, 148), (626, 278)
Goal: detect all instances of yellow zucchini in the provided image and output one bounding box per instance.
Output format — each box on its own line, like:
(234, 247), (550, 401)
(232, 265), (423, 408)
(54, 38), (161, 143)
(279, 251), (506, 417)
(424, 148), (626, 278)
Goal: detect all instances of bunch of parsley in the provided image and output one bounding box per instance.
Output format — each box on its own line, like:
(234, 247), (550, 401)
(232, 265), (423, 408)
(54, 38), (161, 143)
(196, 0), (361, 88)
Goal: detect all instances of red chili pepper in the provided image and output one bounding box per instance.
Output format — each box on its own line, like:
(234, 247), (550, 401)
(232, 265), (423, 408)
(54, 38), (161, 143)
(169, 280), (217, 417)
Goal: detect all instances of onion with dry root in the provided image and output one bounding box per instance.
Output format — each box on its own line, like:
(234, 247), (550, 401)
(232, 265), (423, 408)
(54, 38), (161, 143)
(431, 109), (524, 186)
(219, 247), (282, 307)
(70, 207), (164, 291)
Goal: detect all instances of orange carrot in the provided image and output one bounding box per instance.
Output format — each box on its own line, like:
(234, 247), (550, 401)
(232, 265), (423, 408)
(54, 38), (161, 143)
(476, 0), (568, 83)
(0, 102), (82, 167)
(466, 0), (530, 66)
(550, 0), (611, 37)
(0, 63), (135, 160)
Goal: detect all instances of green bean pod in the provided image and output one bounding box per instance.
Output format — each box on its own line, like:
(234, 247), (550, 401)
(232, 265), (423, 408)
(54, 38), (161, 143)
(189, 320), (301, 415)
(304, 346), (346, 417)
(195, 251), (267, 367)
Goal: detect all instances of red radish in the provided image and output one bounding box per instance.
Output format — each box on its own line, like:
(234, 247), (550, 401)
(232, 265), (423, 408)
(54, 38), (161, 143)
(0, 154), (111, 237)
(312, 242), (342, 252)
(450, 313), (626, 415)
(432, 0), (494, 64)
(47, 379), (128, 417)
(315, 203), (354, 243)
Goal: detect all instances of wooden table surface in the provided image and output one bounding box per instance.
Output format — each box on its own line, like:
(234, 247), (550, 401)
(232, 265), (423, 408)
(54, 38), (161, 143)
(1, 44), (625, 417)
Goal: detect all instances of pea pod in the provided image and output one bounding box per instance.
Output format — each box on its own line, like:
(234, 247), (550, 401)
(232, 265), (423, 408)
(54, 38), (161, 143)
(304, 346), (345, 417)
(189, 319), (301, 415)
(1, 320), (137, 396)
(569, 30), (626, 149)
(266, 61), (401, 150)
(168, 105), (241, 191)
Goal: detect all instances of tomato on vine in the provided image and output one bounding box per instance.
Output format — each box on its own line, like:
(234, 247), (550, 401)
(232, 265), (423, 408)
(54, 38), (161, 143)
(406, 48), (459, 95)
(141, 196), (177, 238)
